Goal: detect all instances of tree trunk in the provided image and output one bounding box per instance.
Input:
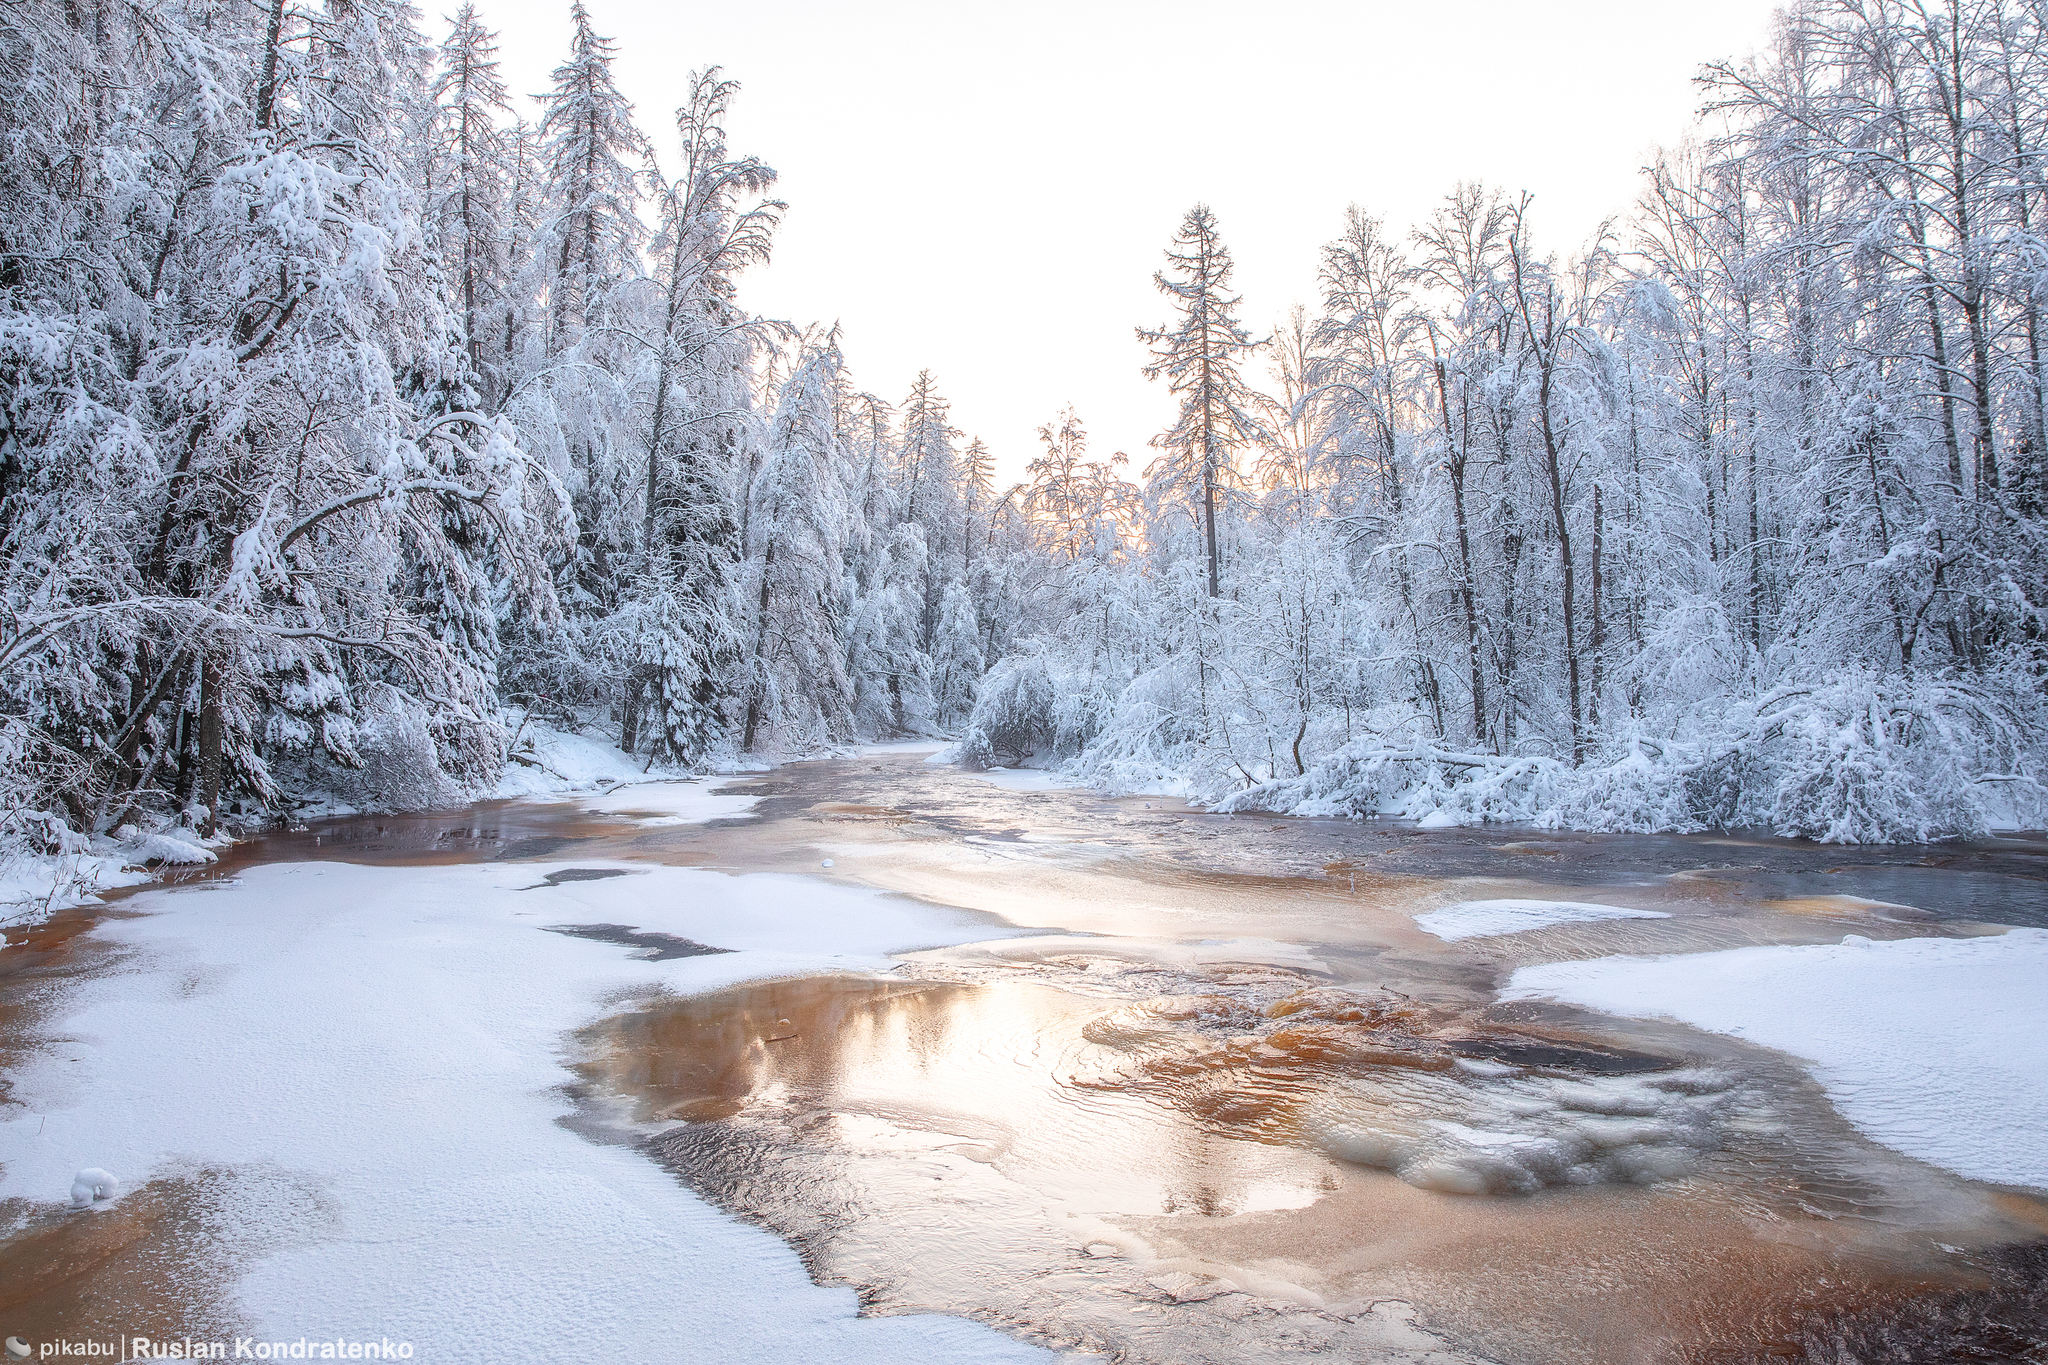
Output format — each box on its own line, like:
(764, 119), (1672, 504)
(198, 652), (224, 837)
(1500, 523), (1522, 748)
(1537, 362), (1583, 764)
(621, 676), (642, 755)
(1435, 360), (1487, 747)
(254, 0), (287, 132)
(742, 544), (775, 751)
(1590, 483), (1604, 733)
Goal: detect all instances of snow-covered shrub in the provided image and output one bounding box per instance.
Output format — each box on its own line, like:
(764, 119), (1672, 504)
(1068, 661), (1215, 795)
(1549, 737), (1710, 834)
(1739, 672), (2027, 843)
(960, 655), (1057, 767)
(1217, 744), (1564, 826)
(320, 686), (463, 814)
(1561, 672), (2042, 842)
(952, 727), (1000, 773)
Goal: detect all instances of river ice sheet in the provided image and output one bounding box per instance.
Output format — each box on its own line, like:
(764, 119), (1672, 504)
(1505, 928), (2048, 1188)
(1413, 899), (1670, 941)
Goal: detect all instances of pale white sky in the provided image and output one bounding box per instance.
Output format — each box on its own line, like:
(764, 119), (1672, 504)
(475, 0), (1783, 484)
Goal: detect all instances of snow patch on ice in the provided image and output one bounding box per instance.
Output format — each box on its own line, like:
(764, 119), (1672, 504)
(960, 766), (1084, 793)
(493, 724), (763, 823)
(557, 777), (760, 825)
(1415, 899), (1671, 942)
(861, 739), (949, 757)
(0, 861), (1050, 1361)
(1504, 929), (2048, 1188)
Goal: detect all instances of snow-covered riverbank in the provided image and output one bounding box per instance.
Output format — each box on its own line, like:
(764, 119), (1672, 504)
(0, 722), (740, 928)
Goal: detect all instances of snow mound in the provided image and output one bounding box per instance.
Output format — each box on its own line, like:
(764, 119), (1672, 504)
(1415, 900), (1670, 942)
(496, 721), (651, 797)
(110, 825), (217, 866)
(1504, 929), (2048, 1188)
(69, 1167), (118, 1208)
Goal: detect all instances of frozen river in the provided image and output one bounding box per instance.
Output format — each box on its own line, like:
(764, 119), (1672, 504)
(3, 750), (2045, 1363)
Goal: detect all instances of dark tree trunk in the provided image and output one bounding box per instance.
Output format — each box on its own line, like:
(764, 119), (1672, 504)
(198, 652), (224, 836)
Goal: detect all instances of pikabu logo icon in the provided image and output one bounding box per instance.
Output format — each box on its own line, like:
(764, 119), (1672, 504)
(6, 1338), (31, 1359)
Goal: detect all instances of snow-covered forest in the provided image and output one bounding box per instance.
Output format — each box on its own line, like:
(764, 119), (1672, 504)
(6, 0), (2048, 853)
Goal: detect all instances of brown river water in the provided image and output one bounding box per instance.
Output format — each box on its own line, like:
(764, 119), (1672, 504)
(5, 752), (2048, 1362)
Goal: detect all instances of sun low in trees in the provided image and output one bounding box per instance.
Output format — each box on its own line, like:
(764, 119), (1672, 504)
(1024, 408), (1139, 562)
(1139, 205), (1267, 598)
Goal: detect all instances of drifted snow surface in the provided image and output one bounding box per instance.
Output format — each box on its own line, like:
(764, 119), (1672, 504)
(0, 862), (1050, 1363)
(493, 721), (649, 797)
(1414, 899), (1670, 942)
(1506, 929), (2048, 1189)
(491, 721), (763, 824)
(552, 778), (761, 826)
(959, 767), (1084, 794)
(0, 853), (154, 921)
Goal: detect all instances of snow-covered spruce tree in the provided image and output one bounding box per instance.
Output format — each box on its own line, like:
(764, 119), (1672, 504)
(1138, 205), (1266, 600)
(891, 370), (984, 727)
(538, 0), (646, 351)
(846, 521), (937, 735)
(740, 332), (855, 751)
(495, 0), (649, 729)
(1080, 206), (1273, 788)
(829, 369), (976, 738)
(431, 4), (517, 408)
(617, 68), (781, 766)
(836, 389), (912, 736)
